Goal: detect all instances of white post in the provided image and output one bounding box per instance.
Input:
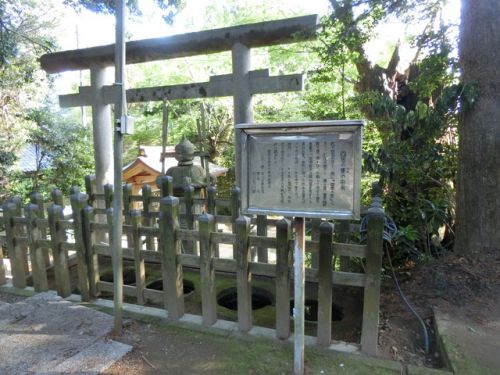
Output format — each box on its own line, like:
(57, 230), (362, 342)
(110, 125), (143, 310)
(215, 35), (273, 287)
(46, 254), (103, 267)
(294, 217), (305, 375)
(231, 42), (252, 187)
(112, 0), (126, 334)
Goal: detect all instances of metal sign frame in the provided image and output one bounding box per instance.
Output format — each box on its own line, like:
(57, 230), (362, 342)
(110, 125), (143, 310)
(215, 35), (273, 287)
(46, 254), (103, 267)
(236, 120), (364, 220)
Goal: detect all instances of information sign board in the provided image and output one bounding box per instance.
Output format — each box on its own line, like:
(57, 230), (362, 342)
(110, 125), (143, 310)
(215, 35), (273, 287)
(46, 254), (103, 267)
(236, 120), (364, 219)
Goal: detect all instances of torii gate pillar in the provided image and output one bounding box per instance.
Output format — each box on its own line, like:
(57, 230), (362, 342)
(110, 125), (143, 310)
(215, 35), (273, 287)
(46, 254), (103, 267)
(232, 42), (252, 187)
(89, 65), (113, 191)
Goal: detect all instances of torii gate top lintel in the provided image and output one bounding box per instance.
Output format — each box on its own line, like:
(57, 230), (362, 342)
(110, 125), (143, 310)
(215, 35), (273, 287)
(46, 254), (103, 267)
(40, 14), (318, 74)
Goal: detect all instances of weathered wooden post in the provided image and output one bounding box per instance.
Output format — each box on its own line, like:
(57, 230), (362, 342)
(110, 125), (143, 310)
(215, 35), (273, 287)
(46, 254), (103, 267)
(158, 175), (174, 198)
(70, 192), (91, 302)
(207, 184), (219, 257)
(198, 212), (217, 326)
(104, 183), (114, 211)
(131, 209), (146, 305)
(3, 202), (26, 288)
(11, 197), (29, 275)
(310, 218), (321, 268)
(141, 183), (155, 251)
(317, 221), (334, 347)
(256, 214), (268, 263)
(104, 183), (114, 242)
(336, 220), (350, 271)
(30, 192), (50, 266)
(361, 196), (384, 356)
(48, 204), (71, 297)
(275, 218), (291, 340)
(123, 183), (134, 248)
(159, 196), (184, 320)
(83, 204), (99, 299)
(231, 186), (241, 230)
(85, 175), (96, 207)
(51, 188), (64, 206)
(25, 203), (48, 292)
(235, 215), (252, 332)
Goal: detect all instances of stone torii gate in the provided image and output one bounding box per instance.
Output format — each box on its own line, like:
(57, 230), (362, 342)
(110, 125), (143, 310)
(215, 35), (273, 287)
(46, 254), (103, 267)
(40, 15), (318, 190)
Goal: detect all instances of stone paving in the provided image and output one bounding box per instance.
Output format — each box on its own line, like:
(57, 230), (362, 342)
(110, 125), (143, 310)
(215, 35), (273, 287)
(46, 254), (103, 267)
(0, 292), (131, 374)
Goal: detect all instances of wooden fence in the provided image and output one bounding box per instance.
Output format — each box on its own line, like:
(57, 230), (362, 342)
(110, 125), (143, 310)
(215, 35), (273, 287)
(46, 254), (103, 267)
(0, 175), (385, 355)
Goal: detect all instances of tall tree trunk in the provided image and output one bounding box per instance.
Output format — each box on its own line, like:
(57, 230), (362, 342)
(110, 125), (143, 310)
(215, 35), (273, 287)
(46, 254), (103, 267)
(455, 1), (500, 253)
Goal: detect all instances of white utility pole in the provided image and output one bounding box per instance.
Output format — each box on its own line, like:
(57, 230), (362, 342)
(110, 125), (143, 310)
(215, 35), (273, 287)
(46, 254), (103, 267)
(112, 0), (126, 334)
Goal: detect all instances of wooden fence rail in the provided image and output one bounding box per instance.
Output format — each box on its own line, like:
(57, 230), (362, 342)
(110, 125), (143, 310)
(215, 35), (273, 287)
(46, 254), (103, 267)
(0, 177), (384, 355)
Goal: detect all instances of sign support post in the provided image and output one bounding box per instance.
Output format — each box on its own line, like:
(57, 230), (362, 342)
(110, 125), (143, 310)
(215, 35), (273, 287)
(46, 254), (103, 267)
(294, 217), (305, 375)
(236, 120), (364, 375)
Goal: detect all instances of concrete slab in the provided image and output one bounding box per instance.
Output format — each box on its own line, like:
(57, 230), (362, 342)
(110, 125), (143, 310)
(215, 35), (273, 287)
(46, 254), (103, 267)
(434, 308), (500, 375)
(0, 292), (131, 374)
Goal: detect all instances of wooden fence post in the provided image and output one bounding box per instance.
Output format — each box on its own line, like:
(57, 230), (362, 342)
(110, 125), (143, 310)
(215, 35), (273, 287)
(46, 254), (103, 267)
(30, 192), (50, 267)
(183, 181), (197, 255)
(235, 215), (252, 332)
(275, 218), (291, 340)
(230, 186), (240, 259)
(198, 213), (217, 326)
(159, 196), (184, 320)
(104, 183), (113, 210)
(141, 183), (155, 251)
(25, 203), (48, 292)
(256, 215), (268, 263)
(361, 197), (385, 356)
(337, 220), (350, 272)
(207, 185), (219, 257)
(231, 186), (241, 232)
(83, 204), (99, 299)
(317, 221), (334, 347)
(158, 175), (173, 198)
(51, 188), (64, 206)
(12, 197), (29, 275)
(123, 183), (133, 248)
(48, 204), (71, 297)
(104, 184), (114, 246)
(4, 201), (26, 288)
(70, 192), (91, 301)
(131, 209), (146, 305)
(85, 175), (96, 207)
(310, 218), (321, 268)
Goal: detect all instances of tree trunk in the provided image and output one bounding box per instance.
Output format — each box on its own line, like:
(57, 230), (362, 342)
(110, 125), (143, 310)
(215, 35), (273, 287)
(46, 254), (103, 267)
(455, 1), (500, 253)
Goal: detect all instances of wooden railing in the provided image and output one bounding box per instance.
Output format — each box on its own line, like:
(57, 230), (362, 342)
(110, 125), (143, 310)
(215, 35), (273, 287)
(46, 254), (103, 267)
(0, 175), (384, 355)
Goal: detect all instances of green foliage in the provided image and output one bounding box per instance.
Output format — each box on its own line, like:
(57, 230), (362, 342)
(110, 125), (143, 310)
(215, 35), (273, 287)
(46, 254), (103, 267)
(0, 0), (57, 201)
(8, 108), (94, 201)
(63, 0), (184, 23)
(310, 0), (462, 262)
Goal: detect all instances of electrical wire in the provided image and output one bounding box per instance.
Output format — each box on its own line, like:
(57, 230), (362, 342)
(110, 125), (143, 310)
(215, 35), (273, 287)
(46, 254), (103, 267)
(385, 245), (430, 355)
(360, 213), (430, 354)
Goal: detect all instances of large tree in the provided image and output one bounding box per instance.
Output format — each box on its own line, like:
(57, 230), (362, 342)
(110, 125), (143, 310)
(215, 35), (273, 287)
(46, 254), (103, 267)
(455, 1), (500, 253)
(310, 0), (459, 259)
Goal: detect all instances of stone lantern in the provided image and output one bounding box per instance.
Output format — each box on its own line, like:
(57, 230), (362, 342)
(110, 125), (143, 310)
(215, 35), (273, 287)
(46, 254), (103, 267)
(166, 136), (208, 255)
(166, 136), (208, 197)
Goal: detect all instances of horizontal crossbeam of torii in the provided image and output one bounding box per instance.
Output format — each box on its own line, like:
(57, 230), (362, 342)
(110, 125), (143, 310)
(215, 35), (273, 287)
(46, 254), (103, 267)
(58, 69), (303, 107)
(40, 14), (318, 192)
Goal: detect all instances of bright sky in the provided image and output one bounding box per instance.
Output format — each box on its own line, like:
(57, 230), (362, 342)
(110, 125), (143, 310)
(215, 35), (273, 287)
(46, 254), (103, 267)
(52, 0), (460, 93)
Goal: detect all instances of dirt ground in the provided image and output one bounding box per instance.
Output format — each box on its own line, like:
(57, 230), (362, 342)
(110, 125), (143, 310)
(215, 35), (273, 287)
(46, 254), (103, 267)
(102, 247), (500, 374)
(1, 247), (498, 374)
(378, 247), (500, 368)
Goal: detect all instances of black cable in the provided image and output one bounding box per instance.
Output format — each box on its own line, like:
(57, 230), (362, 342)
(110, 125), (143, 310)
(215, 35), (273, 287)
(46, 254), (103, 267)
(385, 245), (430, 355)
